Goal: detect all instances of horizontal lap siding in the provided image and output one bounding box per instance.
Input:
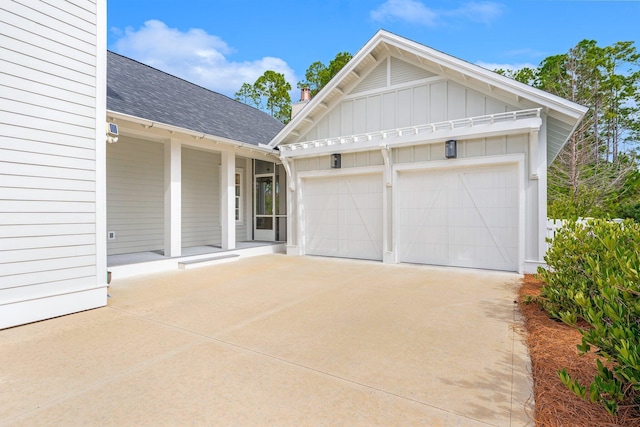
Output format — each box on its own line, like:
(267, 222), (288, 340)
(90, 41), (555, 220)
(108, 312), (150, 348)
(0, 1), (99, 310)
(182, 148), (221, 247)
(107, 137), (164, 255)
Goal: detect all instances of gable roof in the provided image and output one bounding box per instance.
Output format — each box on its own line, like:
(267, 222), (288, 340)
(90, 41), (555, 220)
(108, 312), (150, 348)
(107, 51), (284, 147)
(268, 30), (588, 164)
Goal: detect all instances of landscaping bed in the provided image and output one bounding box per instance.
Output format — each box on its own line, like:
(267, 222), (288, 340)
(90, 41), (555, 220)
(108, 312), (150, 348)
(519, 274), (640, 426)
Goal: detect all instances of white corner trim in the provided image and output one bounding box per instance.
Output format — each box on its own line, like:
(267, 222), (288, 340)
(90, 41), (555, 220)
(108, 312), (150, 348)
(95, 0), (107, 293)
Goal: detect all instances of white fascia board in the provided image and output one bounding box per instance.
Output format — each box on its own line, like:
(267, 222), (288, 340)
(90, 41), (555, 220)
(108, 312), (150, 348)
(107, 110), (278, 156)
(268, 31), (390, 149)
(281, 117), (541, 159)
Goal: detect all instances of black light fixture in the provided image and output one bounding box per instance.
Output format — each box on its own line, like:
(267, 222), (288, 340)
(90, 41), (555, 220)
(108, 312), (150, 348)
(445, 139), (457, 159)
(331, 153), (341, 168)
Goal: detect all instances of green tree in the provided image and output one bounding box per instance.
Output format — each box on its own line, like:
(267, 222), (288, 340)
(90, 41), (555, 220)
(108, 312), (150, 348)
(500, 40), (640, 217)
(234, 82), (261, 108)
(298, 51), (352, 97)
(235, 70), (292, 124)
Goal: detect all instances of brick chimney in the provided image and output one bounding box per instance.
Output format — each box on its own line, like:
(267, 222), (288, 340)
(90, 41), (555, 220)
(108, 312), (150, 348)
(291, 87), (312, 119)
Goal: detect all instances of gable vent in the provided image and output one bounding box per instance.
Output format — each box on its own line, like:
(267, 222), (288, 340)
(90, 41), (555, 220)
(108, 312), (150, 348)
(350, 60), (388, 94)
(390, 56), (436, 86)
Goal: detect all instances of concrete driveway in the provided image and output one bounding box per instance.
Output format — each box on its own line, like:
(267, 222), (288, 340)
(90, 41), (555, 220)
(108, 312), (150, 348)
(1, 254), (532, 426)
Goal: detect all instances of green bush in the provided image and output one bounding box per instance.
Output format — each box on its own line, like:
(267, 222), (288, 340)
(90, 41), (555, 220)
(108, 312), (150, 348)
(537, 219), (640, 414)
(618, 202), (640, 223)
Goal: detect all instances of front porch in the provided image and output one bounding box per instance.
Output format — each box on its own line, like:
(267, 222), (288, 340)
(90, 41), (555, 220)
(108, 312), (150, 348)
(106, 112), (288, 279)
(108, 241), (286, 278)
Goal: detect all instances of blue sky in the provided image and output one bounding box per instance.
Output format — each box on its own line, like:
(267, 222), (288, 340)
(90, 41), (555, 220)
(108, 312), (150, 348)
(107, 0), (639, 98)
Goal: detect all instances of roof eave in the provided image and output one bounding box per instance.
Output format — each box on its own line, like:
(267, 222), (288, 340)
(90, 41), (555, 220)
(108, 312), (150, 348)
(107, 110), (279, 156)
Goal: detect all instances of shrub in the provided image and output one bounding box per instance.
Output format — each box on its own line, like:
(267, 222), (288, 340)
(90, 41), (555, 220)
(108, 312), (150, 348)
(536, 219), (640, 414)
(618, 202), (640, 223)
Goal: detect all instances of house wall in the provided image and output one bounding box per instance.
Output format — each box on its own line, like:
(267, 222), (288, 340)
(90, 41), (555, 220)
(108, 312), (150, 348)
(286, 54), (548, 270)
(294, 135), (529, 170)
(299, 55), (515, 144)
(291, 131), (542, 266)
(0, 0), (106, 328)
(107, 136), (164, 255)
(107, 138), (254, 254)
(182, 147), (221, 247)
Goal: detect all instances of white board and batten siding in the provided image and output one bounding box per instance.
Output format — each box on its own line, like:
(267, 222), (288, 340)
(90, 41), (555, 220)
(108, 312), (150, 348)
(106, 136), (164, 255)
(300, 56), (515, 144)
(0, 0), (107, 328)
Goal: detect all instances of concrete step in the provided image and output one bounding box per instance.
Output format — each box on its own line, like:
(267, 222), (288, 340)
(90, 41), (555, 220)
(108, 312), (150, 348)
(178, 254), (240, 269)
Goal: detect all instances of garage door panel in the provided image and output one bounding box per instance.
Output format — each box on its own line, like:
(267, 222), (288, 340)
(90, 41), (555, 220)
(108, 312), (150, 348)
(397, 164), (519, 271)
(310, 238), (339, 257)
(303, 174), (383, 261)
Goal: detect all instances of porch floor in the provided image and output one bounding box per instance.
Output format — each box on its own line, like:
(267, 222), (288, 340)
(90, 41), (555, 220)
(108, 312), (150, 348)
(107, 241), (281, 267)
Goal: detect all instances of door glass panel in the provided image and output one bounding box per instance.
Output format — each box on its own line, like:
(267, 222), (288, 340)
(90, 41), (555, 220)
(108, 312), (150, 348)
(256, 176), (273, 216)
(255, 159), (274, 174)
(256, 217), (273, 230)
(275, 164), (287, 215)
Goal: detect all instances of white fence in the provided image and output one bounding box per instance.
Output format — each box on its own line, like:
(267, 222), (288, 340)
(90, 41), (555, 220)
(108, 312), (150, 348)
(546, 219), (566, 241)
(546, 218), (624, 241)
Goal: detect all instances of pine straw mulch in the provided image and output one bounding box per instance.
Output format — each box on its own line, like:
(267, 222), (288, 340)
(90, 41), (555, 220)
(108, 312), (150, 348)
(518, 275), (640, 427)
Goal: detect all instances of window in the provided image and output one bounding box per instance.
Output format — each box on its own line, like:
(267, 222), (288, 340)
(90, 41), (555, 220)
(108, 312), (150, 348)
(235, 169), (243, 223)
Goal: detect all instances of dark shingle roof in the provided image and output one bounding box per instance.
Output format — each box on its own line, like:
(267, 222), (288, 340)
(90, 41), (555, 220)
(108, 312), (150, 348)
(107, 51), (284, 146)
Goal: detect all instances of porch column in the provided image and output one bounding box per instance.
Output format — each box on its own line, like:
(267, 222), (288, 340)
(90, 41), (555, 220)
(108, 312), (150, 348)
(221, 150), (236, 250)
(164, 139), (181, 257)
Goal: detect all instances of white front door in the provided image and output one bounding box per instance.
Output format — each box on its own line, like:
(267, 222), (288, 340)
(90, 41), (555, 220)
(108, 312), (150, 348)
(396, 164), (519, 271)
(302, 173), (383, 261)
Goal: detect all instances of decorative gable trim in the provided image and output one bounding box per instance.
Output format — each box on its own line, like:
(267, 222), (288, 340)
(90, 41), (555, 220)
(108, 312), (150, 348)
(268, 30), (587, 164)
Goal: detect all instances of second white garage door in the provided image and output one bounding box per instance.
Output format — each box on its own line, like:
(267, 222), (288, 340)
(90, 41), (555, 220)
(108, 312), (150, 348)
(397, 164), (519, 271)
(302, 173), (383, 261)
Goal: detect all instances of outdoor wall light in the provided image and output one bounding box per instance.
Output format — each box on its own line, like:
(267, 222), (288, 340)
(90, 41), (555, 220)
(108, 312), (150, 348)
(331, 153), (341, 168)
(106, 122), (119, 144)
(445, 139), (457, 159)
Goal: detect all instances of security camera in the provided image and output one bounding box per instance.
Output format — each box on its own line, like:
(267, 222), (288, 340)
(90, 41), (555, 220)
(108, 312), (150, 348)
(106, 122), (119, 143)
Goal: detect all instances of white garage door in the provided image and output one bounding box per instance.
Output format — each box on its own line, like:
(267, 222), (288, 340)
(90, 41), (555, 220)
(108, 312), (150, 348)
(397, 164), (519, 271)
(302, 174), (383, 261)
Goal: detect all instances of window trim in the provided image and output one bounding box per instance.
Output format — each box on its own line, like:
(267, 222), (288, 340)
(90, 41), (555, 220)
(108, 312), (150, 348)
(235, 168), (243, 224)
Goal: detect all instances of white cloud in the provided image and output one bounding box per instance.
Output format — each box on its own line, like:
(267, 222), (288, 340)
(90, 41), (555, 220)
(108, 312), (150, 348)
(475, 61), (537, 73)
(453, 2), (503, 24)
(111, 20), (298, 97)
(371, 0), (503, 26)
(370, 0), (437, 25)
